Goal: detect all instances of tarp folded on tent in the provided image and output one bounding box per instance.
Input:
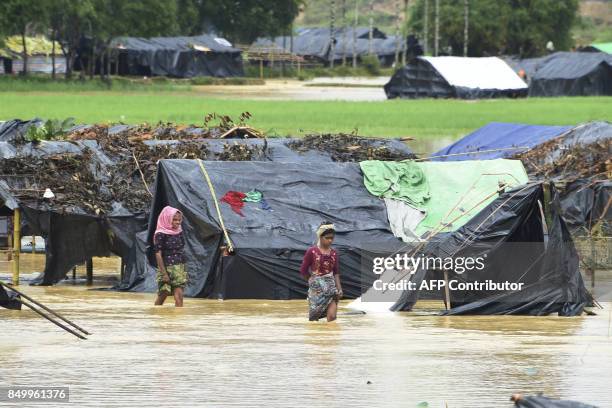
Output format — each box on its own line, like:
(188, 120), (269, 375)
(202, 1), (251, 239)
(431, 122), (572, 161)
(360, 159), (529, 236)
(385, 56), (528, 99)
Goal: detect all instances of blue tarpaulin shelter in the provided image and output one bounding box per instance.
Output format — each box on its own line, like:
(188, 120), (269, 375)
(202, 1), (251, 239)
(431, 122), (571, 161)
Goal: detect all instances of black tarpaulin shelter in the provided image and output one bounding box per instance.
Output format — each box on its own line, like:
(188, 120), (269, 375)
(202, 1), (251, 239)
(111, 34), (244, 78)
(385, 56), (528, 99)
(390, 183), (591, 316)
(119, 160), (589, 317)
(328, 36), (405, 66)
(521, 52), (612, 96)
(118, 160), (406, 298)
(0, 120), (413, 286)
(250, 26), (393, 64)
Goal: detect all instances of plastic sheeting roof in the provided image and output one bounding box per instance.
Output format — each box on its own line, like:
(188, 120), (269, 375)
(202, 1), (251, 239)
(431, 122), (572, 161)
(422, 56), (527, 90)
(531, 51), (612, 79)
(251, 26), (391, 60)
(111, 34), (240, 53)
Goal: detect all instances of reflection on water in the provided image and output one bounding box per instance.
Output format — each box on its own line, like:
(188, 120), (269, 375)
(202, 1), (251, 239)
(1, 285), (610, 407)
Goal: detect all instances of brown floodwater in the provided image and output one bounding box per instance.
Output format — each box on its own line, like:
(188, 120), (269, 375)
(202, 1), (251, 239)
(1, 266), (611, 408)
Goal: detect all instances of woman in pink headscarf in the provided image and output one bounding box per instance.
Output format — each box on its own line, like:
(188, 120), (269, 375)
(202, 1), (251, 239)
(153, 206), (187, 307)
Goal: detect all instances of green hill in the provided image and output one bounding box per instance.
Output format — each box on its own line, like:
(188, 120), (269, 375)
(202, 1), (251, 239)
(298, 0), (612, 46)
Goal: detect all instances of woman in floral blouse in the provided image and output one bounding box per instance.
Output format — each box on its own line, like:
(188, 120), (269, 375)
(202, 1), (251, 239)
(153, 206), (187, 307)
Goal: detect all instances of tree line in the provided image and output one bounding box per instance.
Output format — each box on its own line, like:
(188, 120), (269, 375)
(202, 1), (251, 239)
(0, 0), (302, 78)
(408, 0), (579, 58)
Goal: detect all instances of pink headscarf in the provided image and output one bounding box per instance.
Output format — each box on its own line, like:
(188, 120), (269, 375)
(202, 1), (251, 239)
(155, 206), (183, 235)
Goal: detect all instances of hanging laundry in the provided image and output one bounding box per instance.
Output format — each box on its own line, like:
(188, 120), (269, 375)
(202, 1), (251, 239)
(244, 189), (272, 211)
(243, 189), (263, 203)
(221, 191), (247, 216)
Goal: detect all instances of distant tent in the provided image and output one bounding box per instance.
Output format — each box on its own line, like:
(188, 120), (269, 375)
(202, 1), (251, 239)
(329, 36), (405, 66)
(250, 26), (397, 65)
(111, 34), (244, 78)
(431, 122), (572, 161)
(385, 56), (528, 99)
(528, 52), (612, 96)
(0, 35), (66, 74)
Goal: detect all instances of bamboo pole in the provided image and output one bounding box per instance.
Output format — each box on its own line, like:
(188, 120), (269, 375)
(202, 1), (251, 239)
(443, 270), (451, 310)
(86, 258), (93, 285)
(1, 281), (91, 335)
(132, 152), (152, 196)
(19, 297), (87, 340)
(12, 208), (20, 285)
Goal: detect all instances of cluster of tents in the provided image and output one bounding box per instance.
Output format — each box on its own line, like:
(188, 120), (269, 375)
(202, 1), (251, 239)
(0, 34), (243, 78)
(1, 118), (609, 317)
(385, 51), (612, 99)
(250, 26), (408, 67)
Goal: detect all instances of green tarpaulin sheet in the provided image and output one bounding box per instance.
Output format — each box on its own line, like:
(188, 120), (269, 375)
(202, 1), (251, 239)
(591, 43), (612, 54)
(358, 160), (431, 208)
(360, 159), (529, 236)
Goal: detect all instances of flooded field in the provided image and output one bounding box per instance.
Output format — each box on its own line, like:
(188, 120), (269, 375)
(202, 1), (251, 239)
(193, 78), (388, 101)
(1, 278), (611, 407)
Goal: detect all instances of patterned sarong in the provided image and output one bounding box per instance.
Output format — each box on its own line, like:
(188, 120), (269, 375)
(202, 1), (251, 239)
(308, 274), (338, 321)
(157, 263), (188, 294)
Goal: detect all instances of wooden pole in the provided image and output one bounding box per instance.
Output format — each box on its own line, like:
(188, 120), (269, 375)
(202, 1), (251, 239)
(434, 0), (439, 56)
(394, 0), (401, 66)
(368, 1), (374, 55)
(353, 0), (358, 68)
(342, 0), (347, 66)
(463, 0), (469, 56)
(402, 0), (408, 65)
(12, 208), (20, 285)
(259, 59), (263, 79)
(443, 270), (451, 310)
(423, 0), (429, 55)
(1, 282), (91, 336)
(19, 297), (87, 340)
(86, 258), (93, 285)
(330, 0), (336, 68)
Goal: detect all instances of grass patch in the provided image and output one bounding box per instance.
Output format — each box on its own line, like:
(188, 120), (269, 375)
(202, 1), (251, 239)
(0, 74), (193, 92)
(0, 92), (610, 141)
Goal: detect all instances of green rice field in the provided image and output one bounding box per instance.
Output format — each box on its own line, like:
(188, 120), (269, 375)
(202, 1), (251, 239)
(1, 91), (610, 139)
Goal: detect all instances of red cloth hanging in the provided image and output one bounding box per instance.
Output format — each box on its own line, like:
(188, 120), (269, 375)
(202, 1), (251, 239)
(220, 191), (247, 216)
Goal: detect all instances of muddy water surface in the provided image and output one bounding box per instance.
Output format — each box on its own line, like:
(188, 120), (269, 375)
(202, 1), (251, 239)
(1, 279), (610, 408)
